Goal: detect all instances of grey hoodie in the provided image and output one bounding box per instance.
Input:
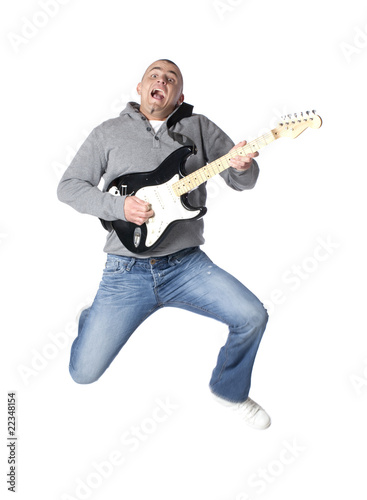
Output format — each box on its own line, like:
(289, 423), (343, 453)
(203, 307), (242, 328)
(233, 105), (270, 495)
(57, 102), (259, 257)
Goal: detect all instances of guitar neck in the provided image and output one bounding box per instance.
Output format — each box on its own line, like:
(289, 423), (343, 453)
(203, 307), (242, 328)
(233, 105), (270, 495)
(171, 110), (322, 196)
(172, 130), (277, 196)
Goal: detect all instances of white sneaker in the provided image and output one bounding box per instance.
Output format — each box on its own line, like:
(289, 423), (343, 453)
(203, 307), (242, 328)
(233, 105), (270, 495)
(213, 394), (271, 430)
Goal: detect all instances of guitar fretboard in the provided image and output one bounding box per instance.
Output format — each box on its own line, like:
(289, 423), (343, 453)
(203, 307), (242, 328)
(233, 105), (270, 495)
(172, 130), (276, 196)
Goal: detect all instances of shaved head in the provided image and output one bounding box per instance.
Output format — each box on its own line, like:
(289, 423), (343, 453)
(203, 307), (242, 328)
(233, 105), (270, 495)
(137, 59), (185, 121)
(142, 59), (183, 92)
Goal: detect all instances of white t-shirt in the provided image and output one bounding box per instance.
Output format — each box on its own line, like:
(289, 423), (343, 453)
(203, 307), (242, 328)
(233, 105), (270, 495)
(149, 120), (164, 133)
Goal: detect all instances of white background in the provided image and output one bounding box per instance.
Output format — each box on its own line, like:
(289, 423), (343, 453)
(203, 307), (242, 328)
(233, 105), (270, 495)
(1, 0), (366, 498)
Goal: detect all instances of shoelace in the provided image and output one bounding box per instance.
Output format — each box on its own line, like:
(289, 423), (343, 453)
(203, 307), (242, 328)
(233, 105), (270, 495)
(235, 398), (261, 420)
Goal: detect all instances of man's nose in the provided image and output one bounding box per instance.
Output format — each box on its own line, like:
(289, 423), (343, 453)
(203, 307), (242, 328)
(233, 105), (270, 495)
(157, 78), (167, 85)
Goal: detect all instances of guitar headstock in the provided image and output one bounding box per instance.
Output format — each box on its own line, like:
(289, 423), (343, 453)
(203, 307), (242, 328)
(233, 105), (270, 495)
(272, 110), (322, 139)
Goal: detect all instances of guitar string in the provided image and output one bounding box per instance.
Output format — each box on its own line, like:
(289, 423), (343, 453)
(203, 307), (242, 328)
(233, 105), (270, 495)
(173, 116), (316, 195)
(173, 115), (318, 195)
(172, 130), (276, 195)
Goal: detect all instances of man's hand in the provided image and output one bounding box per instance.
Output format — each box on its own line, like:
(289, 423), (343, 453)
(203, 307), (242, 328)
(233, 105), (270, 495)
(229, 140), (259, 171)
(124, 196), (154, 225)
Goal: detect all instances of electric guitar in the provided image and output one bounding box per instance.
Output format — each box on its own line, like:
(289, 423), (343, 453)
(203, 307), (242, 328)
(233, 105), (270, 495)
(101, 111), (322, 253)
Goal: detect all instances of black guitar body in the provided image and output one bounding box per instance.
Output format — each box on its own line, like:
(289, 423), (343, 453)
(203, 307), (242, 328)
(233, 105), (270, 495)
(100, 145), (207, 254)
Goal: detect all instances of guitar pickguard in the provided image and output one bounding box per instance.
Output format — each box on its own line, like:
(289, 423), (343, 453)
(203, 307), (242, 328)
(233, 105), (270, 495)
(136, 175), (201, 248)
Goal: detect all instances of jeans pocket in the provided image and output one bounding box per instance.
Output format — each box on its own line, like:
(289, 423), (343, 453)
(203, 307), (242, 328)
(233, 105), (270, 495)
(103, 257), (127, 275)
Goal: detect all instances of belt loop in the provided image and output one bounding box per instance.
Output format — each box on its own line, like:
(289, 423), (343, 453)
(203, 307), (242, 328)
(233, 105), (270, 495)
(126, 258), (136, 271)
(168, 252), (182, 266)
(168, 254), (177, 266)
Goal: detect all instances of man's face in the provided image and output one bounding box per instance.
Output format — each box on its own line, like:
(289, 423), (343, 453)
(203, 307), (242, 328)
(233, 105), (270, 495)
(137, 60), (184, 121)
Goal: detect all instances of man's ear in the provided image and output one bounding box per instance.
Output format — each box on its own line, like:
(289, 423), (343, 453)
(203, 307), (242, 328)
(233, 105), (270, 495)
(177, 93), (184, 105)
(136, 82), (142, 95)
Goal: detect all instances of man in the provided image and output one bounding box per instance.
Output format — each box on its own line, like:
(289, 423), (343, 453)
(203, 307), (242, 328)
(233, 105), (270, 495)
(57, 59), (271, 430)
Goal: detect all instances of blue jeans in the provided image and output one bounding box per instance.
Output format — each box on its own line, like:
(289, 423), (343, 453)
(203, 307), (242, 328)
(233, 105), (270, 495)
(70, 247), (268, 403)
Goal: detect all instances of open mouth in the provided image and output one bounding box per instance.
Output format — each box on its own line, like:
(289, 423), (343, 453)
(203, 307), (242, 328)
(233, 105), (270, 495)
(151, 88), (166, 101)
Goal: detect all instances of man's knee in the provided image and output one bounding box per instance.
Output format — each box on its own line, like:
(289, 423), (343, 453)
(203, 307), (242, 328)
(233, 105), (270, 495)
(247, 301), (269, 330)
(258, 304), (269, 326)
(69, 364), (101, 385)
